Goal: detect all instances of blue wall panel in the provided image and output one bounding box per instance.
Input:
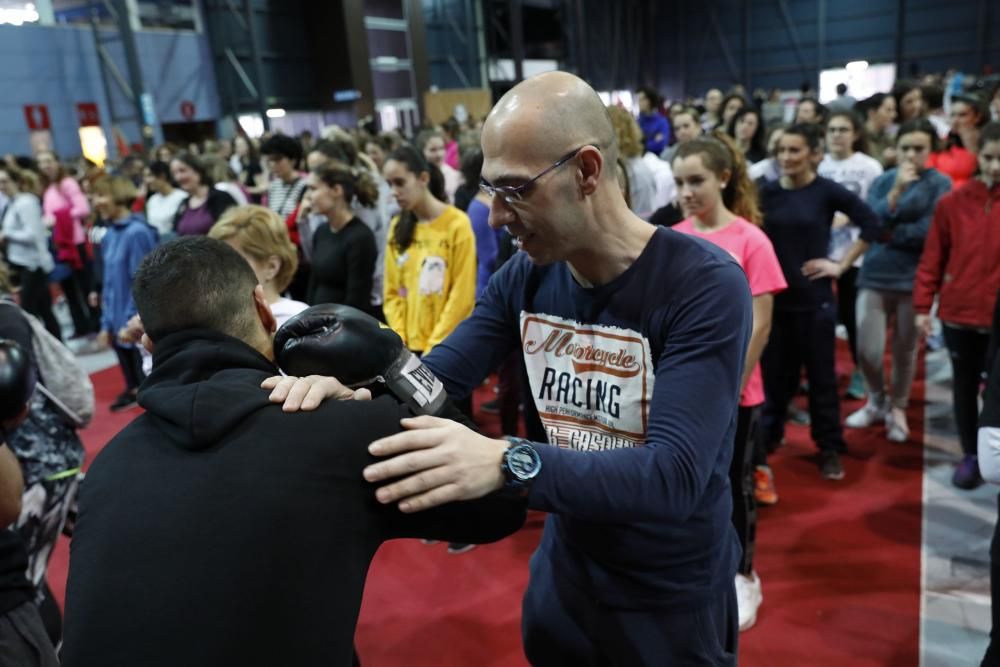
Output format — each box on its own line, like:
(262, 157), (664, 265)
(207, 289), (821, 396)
(649, 0), (1000, 99)
(0, 24), (220, 158)
(423, 0), (483, 90)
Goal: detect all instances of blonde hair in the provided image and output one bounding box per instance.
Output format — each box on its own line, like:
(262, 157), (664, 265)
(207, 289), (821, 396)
(208, 205), (298, 292)
(607, 105), (644, 159)
(91, 175), (138, 207)
(202, 154), (236, 184)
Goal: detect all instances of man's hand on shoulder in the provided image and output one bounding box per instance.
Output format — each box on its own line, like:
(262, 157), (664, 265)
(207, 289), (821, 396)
(262, 375), (371, 412)
(365, 415), (508, 513)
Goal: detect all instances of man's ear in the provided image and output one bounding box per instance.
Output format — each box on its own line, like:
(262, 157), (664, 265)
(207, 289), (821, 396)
(253, 285), (277, 334)
(141, 333), (153, 355)
(578, 146), (603, 195)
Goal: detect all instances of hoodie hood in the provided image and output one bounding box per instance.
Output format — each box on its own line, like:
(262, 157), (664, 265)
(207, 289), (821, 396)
(138, 329), (278, 450)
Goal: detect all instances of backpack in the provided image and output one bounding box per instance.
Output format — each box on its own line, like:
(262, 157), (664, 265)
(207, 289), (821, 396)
(1, 299), (94, 427)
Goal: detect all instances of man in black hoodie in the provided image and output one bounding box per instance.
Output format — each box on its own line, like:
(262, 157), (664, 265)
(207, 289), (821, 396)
(61, 237), (526, 667)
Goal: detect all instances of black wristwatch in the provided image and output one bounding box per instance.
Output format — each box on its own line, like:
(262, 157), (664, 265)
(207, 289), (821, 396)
(500, 436), (542, 498)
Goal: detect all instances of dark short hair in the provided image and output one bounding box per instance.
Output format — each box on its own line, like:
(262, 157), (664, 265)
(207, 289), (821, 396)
(979, 121), (1000, 151)
(797, 97), (828, 123)
(836, 83), (848, 95)
(459, 147), (484, 187)
(896, 118), (941, 152)
(636, 86), (662, 107)
(260, 134), (303, 163)
(149, 160), (172, 181)
(132, 236), (260, 342)
(782, 122), (824, 152)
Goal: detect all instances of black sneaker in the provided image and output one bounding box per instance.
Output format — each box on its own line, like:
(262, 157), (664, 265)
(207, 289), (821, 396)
(447, 543), (476, 555)
(819, 450), (845, 481)
(110, 391), (138, 412)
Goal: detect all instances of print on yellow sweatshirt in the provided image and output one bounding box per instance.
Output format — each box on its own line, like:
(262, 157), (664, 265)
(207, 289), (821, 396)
(383, 205), (477, 353)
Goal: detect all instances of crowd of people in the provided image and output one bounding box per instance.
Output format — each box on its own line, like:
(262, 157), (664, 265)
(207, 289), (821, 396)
(0, 66), (998, 665)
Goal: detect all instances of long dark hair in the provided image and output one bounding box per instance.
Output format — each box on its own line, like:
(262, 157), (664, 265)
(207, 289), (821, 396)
(891, 79), (922, 121)
(727, 108), (766, 161)
(827, 110), (870, 155)
(944, 94), (988, 150)
(388, 145), (447, 252)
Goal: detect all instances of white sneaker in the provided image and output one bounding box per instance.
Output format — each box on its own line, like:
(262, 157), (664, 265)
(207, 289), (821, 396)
(845, 396), (887, 429)
(885, 409), (910, 443)
(735, 572), (763, 631)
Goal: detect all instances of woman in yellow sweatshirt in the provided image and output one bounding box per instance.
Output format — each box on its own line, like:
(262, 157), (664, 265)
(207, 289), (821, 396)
(382, 145), (477, 355)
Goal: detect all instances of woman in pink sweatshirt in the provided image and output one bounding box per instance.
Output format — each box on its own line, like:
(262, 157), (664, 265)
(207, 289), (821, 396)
(37, 151), (97, 338)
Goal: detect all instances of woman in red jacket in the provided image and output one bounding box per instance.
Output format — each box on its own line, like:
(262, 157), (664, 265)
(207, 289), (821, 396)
(914, 122), (1000, 489)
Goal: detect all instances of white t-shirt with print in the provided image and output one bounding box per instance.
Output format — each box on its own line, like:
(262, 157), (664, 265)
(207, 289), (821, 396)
(818, 152), (883, 263)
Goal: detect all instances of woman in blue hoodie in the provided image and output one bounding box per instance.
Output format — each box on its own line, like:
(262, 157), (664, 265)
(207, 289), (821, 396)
(845, 119), (951, 442)
(92, 175), (158, 412)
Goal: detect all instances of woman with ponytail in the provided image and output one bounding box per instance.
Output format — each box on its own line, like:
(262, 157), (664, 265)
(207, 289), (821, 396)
(382, 145), (476, 356)
(672, 132), (786, 632)
(303, 165), (379, 315)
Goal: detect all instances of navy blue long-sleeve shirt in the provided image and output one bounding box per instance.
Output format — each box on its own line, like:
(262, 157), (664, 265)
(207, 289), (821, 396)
(761, 176), (881, 312)
(424, 226), (752, 610)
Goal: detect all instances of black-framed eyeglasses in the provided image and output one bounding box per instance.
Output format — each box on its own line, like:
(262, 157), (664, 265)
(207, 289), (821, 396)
(479, 145), (594, 204)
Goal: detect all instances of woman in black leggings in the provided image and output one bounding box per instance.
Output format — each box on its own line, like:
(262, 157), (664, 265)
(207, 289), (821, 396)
(914, 122), (1000, 489)
(758, 123), (880, 481)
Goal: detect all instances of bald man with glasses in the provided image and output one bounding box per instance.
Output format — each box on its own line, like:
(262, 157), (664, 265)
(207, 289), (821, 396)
(273, 71), (752, 665)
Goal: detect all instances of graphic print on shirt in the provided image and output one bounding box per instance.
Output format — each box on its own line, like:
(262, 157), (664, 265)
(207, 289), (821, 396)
(418, 256), (446, 295)
(521, 311), (655, 451)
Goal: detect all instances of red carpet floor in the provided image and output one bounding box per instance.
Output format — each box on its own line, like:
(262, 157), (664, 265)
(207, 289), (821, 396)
(47, 343), (924, 665)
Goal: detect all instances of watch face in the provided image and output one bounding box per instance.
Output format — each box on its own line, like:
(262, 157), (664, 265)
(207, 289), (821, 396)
(509, 444), (540, 480)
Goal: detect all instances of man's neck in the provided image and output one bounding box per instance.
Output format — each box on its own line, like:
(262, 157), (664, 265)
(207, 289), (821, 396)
(566, 203), (655, 287)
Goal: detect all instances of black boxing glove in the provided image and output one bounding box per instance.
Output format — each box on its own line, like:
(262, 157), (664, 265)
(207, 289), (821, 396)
(0, 339), (36, 425)
(274, 304), (449, 416)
